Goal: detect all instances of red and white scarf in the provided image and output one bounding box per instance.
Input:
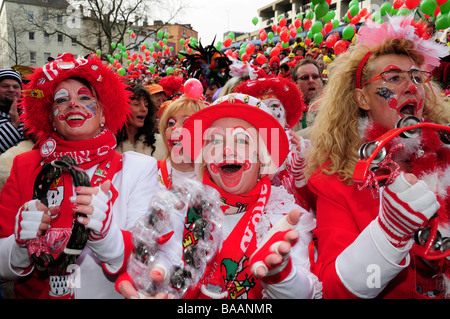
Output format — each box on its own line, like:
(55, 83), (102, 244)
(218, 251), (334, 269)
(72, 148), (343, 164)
(183, 171), (272, 299)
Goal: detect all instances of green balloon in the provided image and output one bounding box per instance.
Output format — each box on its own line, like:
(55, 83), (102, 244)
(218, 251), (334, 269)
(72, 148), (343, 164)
(315, 2), (329, 19)
(157, 30), (164, 38)
(372, 12), (381, 21)
(397, 8), (410, 16)
(268, 31), (274, 39)
(307, 30), (313, 39)
(435, 13), (450, 30)
(440, 1), (450, 14)
(311, 21), (323, 34)
(117, 68), (126, 76)
(380, 2), (393, 16)
(229, 32), (235, 40)
(322, 10), (334, 23)
(96, 49), (102, 56)
(332, 19), (339, 29)
(349, 5), (359, 17)
(252, 17), (259, 25)
(111, 42), (116, 49)
(282, 41), (289, 48)
(122, 52), (128, 59)
(342, 25), (355, 40)
(180, 38), (185, 45)
(420, 0), (438, 16)
(314, 32), (324, 44)
(166, 67), (174, 75)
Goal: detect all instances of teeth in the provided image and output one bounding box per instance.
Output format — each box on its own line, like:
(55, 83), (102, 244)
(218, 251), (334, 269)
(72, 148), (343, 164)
(66, 114), (85, 121)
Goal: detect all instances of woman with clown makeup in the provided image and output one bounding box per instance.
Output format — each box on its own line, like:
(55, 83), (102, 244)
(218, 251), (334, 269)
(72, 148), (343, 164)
(306, 15), (450, 299)
(0, 53), (160, 298)
(117, 93), (321, 299)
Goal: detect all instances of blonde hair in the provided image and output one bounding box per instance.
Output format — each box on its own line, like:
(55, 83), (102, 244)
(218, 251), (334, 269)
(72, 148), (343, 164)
(305, 38), (450, 184)
(159, 97), (207, 160)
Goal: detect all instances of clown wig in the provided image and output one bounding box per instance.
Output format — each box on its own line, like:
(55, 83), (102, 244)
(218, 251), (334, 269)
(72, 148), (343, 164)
(21, 53), (131, 139)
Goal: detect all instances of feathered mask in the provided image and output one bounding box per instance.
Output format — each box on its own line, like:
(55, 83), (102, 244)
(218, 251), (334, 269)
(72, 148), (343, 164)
(180, 39), (231, 89)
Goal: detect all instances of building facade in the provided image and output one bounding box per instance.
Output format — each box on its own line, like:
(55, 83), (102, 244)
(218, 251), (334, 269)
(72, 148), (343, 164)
(0, 0), (86, 68)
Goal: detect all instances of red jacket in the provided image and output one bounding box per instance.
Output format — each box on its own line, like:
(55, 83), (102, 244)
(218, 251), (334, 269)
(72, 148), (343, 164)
(308, 169), (444, 299)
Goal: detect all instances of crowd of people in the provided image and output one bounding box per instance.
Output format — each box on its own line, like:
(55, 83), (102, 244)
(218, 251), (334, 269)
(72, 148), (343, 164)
(0, 12), (449, 301)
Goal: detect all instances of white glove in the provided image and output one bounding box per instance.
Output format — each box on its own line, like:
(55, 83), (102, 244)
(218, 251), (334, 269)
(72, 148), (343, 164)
(378, 173), (439, 248)
(14, 200), (46, 246)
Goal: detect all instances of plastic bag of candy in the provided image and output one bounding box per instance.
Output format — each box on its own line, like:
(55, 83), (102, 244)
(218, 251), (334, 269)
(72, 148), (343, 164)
(127, 178), (223, 298)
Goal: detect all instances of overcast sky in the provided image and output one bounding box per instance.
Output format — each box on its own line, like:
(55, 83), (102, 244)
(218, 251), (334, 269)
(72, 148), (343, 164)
(177, 0), (274, 44)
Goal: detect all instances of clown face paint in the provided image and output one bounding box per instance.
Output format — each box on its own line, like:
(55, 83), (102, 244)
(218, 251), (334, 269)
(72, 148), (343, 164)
(362, 55), (425, 130)
(203, 117), (261, 194)
(165, 109), (195, 167)
(51, 79), (105, 141)
(260, 95), (286, 129)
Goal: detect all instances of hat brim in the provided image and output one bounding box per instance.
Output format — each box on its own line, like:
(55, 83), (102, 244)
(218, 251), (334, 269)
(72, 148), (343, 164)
(182, 103), (289, 168)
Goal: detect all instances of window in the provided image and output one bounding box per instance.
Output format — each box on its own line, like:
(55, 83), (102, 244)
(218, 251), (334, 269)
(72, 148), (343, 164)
(28, 32), (35, 41)
(30, 52), (37, 64)
(71, 36), (77, 46)
(44, 33), (50, 44)
(57, 15), (63, 25)
(43, 12), (49, 24)
(44, 52), (52, 62)
(27, 11), (34, 22)
(57, 33), (64, 44)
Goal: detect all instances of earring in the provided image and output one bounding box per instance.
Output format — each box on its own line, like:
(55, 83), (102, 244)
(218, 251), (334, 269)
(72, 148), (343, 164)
(100, 123), (105, 128)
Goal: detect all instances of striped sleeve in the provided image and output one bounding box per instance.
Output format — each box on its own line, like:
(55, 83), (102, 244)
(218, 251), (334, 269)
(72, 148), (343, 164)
(0, 115), (24, 154)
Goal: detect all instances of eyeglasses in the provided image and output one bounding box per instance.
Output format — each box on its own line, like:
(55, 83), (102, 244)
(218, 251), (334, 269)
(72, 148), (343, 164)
(361, 69), (432, 88)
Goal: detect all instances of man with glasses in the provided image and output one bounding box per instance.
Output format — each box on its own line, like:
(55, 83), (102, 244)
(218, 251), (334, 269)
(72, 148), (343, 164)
(291, 59), (324, 133)
(0, 68), (23, 155)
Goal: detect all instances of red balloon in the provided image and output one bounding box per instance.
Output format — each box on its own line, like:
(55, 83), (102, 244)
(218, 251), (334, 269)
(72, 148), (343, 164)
(224, 37), (232, 47)
(241, 53), (250, 62)
(256, 54), (267, 65)
(260, 32), (267, 41)
(270, 47), (280, 57)
(326, 34), (337, 47)
(294, 18), (302, 29)
(290, 29), (297, 38)
(280, 30), (290, 43)
(305, 38), (312, 46)
(360, 8), (368, 17)
(279, 17), (287, 28)
(246, 43), (255, 54)
(334, 40), (348, 55)
(304, 19), (312, 31)
(184, 78), (203, 99)
(324, 21), (333, 33)
(393, 0), (404, 9)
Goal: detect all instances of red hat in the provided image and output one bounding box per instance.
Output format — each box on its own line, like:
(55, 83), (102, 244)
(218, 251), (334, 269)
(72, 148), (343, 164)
(21, 53), (131, 139)
(181, 93), (289, 170)
(234, 77), (305, 129)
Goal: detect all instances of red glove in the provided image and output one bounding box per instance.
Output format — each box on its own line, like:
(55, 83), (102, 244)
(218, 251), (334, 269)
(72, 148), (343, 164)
(249, 208), (300, 284)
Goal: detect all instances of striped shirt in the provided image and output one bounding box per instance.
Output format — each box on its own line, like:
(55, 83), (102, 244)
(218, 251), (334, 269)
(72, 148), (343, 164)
(0, 110), (24, 154)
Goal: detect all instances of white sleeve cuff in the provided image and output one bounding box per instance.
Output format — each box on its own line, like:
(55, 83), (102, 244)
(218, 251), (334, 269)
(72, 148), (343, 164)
(335, 220), (411, 299)
(87, 222), (124, 274)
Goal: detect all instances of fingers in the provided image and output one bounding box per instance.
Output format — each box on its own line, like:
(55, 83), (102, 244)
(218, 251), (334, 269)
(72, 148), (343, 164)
(285, 208), (301, 227)
(118, 281), (140, 299)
